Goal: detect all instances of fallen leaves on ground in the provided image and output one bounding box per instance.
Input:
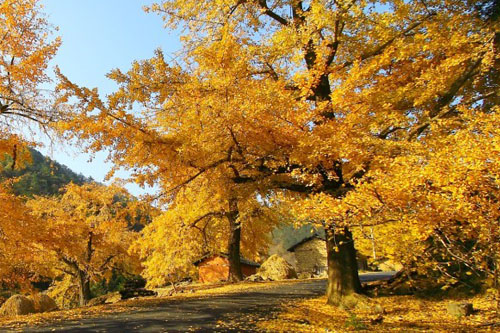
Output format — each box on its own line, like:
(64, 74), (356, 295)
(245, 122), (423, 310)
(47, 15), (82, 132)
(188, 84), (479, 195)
(0, 279), (306, 330)
(253, 294), (500, 332)
(3, 280), (498, 332)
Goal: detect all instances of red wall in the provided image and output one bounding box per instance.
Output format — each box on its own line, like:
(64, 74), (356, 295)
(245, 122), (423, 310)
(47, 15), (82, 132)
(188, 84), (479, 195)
(198, 256), (230, 283)
(198, 256), (258, 283)
(241, 264), (257, 277)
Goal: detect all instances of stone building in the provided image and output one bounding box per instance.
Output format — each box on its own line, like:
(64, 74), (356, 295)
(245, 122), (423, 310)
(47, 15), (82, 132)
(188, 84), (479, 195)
(193, 253), (260, 283)
(287, 235), (328, 276)
(288, 234), (369, 277)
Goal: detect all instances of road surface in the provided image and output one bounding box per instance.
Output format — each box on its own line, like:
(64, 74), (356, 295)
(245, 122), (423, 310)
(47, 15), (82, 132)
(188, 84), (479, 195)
(4, 272), (396, 332)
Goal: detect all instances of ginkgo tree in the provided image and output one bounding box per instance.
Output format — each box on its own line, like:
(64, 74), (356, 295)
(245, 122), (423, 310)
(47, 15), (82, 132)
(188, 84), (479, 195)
(132, 173), (278, 286)
(27, 183), (147, 306)
(334, 109), (500, 295)
(0, 182), (46, 287)
(0, 0), (61, 165)
(56, 38), (297, 282)
(1, 1), (62, 276)
(56, 0), (499, 306)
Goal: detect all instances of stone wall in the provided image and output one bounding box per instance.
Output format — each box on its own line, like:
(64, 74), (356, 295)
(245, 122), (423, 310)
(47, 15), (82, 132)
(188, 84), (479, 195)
(294, 238), (328, 275)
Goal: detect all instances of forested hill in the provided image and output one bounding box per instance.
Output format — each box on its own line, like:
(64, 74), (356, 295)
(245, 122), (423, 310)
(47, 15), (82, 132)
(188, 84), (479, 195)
(0, 149), (90, 197)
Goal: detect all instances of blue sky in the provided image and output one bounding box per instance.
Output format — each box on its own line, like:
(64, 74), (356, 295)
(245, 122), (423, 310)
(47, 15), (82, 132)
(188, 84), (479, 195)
(38, 0), (181, 195)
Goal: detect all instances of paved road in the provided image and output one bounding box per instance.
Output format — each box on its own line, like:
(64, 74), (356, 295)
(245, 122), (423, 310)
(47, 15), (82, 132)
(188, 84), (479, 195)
(7, 272), (396, 332)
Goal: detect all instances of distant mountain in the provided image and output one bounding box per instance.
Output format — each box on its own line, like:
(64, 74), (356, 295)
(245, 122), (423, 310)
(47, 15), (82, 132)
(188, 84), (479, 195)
(0, 148), (91, 197)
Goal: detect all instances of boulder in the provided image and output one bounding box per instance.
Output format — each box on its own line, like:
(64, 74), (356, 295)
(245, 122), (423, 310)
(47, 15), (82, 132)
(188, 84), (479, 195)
(86, 295), (107, 307)
(245, 274), (265, 282)
(297, 272), (313, 279)
(119, 288), (157, 300)
(0, 295), (36, 316)
(105, 292), (122, 304)
(87, 292), (122, 307)
(372, 304), (386, 314)
(153, 287), (175, 298)
(447, 303), (473, 317)
(258, 255), (297, 281)
(30, 294), (58, 313)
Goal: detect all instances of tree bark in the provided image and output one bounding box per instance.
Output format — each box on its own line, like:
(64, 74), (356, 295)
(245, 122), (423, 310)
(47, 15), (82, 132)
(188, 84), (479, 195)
(227, 198), (243, 282)
(325, 226), (363, 306)
(77, 269), (91, 306)
(298, 10), (363, 304)
(370, 226), (377, 260)
(77, 230), (93, 306)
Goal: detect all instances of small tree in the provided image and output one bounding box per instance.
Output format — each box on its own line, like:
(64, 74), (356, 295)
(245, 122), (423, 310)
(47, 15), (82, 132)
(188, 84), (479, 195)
(28, 183), (143, 306)
(132, 176), (277, 287)
(0, 182), (43, 286)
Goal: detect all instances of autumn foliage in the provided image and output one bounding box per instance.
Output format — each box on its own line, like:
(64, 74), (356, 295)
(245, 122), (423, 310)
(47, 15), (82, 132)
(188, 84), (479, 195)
(27, 183), (145, 306)
(0, 0), (499, 317)
(0, 0), (61, 287)
(0, 0), (61, 159)
(52, 0), (500, 306)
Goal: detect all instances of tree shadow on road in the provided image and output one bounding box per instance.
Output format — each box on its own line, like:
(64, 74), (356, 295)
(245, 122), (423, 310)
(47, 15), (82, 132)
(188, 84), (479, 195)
(15, 280), (328, 332)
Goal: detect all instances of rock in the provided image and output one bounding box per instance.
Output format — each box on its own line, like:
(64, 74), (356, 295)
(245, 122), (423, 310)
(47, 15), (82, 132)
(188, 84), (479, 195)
(87, 295), (107, 306)
(297, 272), (313, 280)
(153, 287), (175, 298)
(119, 288), (157, 300)
(372, 304), (386, 314)
(316, 270), (328, 278)
(258, 255), (297, 281)
(30, 294), (58, 313)
(447, 303), (473, 317)
(245, 274), (265, 282)
(105, 292), (122, 304)
(87, 292), (122, 307)
(0, 295), (36, 316)
(370, 315), (384, 325)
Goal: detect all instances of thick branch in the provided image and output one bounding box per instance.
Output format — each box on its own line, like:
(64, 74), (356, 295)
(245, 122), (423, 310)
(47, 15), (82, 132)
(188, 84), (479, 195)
(257, 0), (289, 25)
(189, 211), (226, 228)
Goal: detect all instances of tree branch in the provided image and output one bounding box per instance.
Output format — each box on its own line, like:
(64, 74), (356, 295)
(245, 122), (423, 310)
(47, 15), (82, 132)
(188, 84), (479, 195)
(257, 0), (289, 25)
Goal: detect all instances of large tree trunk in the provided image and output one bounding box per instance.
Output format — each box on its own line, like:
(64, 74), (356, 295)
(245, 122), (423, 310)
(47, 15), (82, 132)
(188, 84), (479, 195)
(227, 198), (243, 282)
(325, 226), (363, 306)
(77, 231), (93, 306)
(77, 269), (91, 306)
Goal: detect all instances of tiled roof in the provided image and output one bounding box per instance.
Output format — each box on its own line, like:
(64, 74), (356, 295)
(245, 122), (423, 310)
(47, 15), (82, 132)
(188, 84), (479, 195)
(193, 252), (260, 267)
(287, 234), (326, 252)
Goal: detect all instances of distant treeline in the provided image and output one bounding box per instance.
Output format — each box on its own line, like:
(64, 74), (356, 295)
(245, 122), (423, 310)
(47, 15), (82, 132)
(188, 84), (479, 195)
(0, 149), (91, 197)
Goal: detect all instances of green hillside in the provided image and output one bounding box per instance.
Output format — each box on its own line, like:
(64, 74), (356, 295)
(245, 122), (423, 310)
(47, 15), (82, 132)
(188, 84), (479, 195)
(0, 149), (90, 197)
